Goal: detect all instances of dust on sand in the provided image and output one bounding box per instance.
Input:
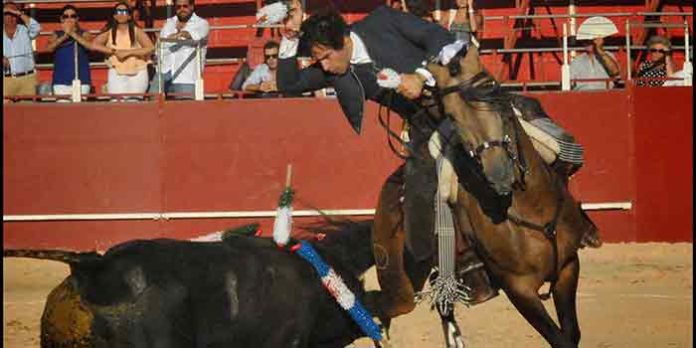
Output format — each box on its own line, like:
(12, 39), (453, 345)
(4, 243), (692, 347)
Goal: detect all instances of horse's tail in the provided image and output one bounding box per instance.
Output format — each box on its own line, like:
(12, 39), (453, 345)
(3, 249), (102, 265)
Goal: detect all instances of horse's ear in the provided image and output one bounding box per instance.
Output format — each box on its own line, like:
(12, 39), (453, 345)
(460, 45), (483, 79)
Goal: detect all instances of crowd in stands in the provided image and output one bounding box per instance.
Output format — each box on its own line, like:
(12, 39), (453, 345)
(3, 0), (692, 101)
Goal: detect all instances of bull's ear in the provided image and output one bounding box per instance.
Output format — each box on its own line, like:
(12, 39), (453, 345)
(460, 45), (483, 80)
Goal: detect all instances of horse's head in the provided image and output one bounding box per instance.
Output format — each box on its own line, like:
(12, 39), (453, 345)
(428, 46), (521, 196)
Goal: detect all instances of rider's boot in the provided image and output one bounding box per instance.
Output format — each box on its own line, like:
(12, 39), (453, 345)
(550, 160), (603, 249)
(457, 249), (499, 305)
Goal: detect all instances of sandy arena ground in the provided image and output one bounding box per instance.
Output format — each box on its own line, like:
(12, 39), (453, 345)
(4, 243), (693, 347)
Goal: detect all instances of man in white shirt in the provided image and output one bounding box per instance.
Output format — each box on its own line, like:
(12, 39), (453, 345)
(149, 0), (209, 96)
(570, 37), (620, 91)
(241, 40), (280, 96)
(3, 2), (41, 97)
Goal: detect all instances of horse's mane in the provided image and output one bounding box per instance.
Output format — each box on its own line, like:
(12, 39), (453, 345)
(456, 72), (517, 121)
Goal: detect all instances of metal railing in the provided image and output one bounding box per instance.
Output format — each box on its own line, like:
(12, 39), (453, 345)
(6, 7), (694, 103)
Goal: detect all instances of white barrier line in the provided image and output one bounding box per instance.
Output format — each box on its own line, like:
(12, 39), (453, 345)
(2, 202), (631, 222)
(576, 292), (691, 300)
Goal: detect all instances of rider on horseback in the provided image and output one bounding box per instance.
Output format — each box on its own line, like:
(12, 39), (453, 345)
(275, 1), (596, 323)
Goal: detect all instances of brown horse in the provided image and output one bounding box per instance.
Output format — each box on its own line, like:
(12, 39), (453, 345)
(423, 46), (600, 347)
(368, 46), (600, 348)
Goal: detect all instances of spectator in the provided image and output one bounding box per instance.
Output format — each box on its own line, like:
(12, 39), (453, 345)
(148, 0), (209, 96)
(441, 0), (483, 45)
(76, 2), (154, 96)
(636, 35), (675, 87)
(569, 36), (620, 91)
(241, 40), (280, 96)
(388, 0), (404, 11)
(405, 0), (435, 22)
(45, 5), (92, 97)
(3, 2), (40, 97)
(127, 0), (152, 29)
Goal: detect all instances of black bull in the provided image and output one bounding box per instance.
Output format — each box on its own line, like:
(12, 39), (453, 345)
(4, 221), (376, 348)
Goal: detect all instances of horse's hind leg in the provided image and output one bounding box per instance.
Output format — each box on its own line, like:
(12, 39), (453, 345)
(552, 255), (581, 345)
(504, 277), (575, 348)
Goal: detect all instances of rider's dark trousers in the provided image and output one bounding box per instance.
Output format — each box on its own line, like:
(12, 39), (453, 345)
(372, 130), (438, 317)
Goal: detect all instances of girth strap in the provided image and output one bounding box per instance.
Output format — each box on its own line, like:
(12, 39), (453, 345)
(506, 173), (565, 300)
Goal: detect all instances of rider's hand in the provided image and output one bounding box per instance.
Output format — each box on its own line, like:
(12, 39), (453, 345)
(397, 73), (425, 100)
(281, 0), (303, 39)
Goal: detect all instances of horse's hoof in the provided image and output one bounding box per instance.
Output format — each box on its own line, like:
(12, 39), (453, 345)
(580, 231), (603, 249)
(468, 287), (499, 306)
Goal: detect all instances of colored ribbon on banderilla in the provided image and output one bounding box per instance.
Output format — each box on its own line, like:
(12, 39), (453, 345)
(271, 164), (383, 342)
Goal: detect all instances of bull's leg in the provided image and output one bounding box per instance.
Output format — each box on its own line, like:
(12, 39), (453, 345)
(368, 165), (418, 319)
(552, 256), (581, 345)
(503, 276), (576, 348)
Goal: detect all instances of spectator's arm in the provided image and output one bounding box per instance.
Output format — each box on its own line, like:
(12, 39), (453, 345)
(160, 19), (177, 40)
(45, 32), (69, 53)
(665, 54), (675, 77)
(71, 31), (114, 56)
(180, 19), (209, 42)
(25, 17), (41, 39)
(595, 50), (620, 77)
(241, 66), (264, 91)
(569, 57), (580, 89)
(115, 27), (155, 59)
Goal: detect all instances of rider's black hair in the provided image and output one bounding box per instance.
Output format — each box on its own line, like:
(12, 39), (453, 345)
(299, 10), (348, 51)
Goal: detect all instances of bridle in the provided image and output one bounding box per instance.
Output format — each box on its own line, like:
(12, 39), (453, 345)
(435, 70), (528, 189)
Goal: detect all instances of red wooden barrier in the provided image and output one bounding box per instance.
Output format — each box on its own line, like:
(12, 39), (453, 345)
(3, 88), (693, 250)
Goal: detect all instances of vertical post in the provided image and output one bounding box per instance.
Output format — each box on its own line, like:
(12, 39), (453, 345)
(194, 42), (204, 101)
(626, 20), (632, 81)
(683, 21), (692, 86)
(71, 41), (82, 102)
(166, 0), (173, 20)
(561, 23), (571, 91)
(157, 40), (163, 95)
(568, 0), (577, 59)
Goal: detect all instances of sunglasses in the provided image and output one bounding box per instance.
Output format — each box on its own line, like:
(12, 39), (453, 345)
(649, 48), (668, 54)
(264, 53), (278, 59)
(114, 8), (130, 15)
(175, 4), (190, 9)
(61, 13), (78, 19)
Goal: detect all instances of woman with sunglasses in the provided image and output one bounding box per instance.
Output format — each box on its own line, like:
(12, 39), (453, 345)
(71, 2), (154, 97)
(45, 5), (93, 98)
(636, 35), (675, 87)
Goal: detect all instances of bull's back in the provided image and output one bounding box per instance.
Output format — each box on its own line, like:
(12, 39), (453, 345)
(48, 238), (332, 346)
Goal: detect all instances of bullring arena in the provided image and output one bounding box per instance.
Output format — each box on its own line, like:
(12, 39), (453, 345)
(3, 0), (693, 347)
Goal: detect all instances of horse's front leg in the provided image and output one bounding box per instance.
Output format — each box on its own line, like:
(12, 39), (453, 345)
(436, 301), (465, 348)
(552, 255), (581, 345)
(503, 276), (576, 348)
